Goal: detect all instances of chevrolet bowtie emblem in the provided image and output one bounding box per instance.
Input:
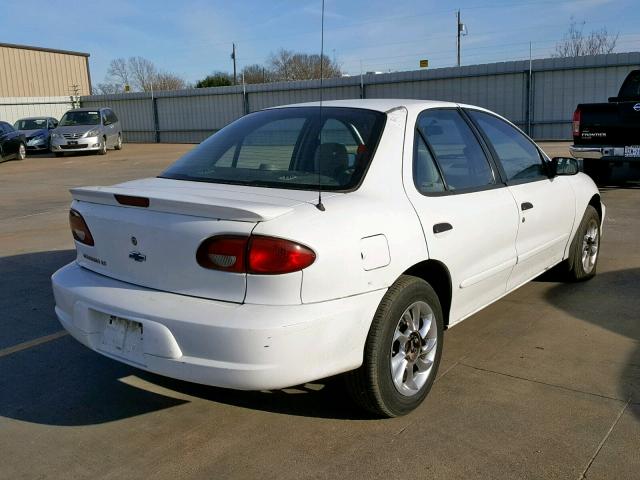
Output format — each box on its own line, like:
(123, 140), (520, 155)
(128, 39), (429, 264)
(128, 251), (146, 262)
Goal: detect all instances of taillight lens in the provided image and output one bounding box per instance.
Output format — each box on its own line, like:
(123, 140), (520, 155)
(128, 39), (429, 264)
(69, 209), (95, 246)
(196, 235), (247, 273)
(196, 235), (316, 275)
(572, 108), (581, 137)
(248, 236), (316, 274)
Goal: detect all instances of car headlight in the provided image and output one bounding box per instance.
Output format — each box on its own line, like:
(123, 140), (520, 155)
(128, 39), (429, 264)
(84, 128), (100, 137)
(51, 132), (62, 138)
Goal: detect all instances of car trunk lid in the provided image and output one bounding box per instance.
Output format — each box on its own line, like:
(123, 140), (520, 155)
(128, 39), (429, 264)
(70, 178), (327, 302)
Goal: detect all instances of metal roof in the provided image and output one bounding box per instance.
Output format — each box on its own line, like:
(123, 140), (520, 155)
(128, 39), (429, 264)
(0, 42), (90, 57)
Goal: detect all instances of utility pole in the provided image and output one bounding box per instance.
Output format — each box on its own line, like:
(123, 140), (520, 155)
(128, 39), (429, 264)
(231, 43), (237, 85)
(456, 10), (461, 67)
(456, 10), (467, 67)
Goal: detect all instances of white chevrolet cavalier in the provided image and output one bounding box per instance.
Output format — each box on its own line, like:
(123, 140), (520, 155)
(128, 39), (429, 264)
(52, 100), (603, 417)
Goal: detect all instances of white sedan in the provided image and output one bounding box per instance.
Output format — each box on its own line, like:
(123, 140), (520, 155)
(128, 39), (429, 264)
(52, 100), (603, 417)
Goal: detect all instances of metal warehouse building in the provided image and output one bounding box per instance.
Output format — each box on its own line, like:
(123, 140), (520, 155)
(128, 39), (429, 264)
(0, 42), (91, 97)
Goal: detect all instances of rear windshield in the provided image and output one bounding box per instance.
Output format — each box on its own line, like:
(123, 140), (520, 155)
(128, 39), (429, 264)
(14, 118), (47, 130)
(160, 107), (387, 191)
(59, 111), (101, 126)
(618, 71), (640, 99)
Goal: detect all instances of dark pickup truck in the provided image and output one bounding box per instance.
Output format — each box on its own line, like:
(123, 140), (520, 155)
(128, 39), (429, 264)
(570, 69), (640, 182)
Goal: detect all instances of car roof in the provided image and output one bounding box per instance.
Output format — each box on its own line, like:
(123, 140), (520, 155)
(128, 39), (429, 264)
(272, 98), (495, 115)
(16, 116), (53, 121)
(65, 108), (108, 112)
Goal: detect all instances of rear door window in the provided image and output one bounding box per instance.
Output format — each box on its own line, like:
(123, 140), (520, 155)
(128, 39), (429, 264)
(467, 110), (546, 182)
(417, 109), (495, 191)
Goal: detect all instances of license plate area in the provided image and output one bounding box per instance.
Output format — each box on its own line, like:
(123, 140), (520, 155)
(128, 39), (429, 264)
(67, 140), (78, 145)
(624, 146), (640, 157)
(100, 315), (145, 364)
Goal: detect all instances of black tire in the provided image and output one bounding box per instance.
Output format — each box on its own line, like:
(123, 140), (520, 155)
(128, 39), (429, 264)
(344, 275), (444, 417)
(583, 159), (611, 185)
(97, 138), (107, 155)
(566, 205), (601, 281)
(114, 134), (123, 150)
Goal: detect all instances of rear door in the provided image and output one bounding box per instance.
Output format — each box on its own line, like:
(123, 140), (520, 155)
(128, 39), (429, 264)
(466, 109), (575, 290)
(404, 108), (520, 323)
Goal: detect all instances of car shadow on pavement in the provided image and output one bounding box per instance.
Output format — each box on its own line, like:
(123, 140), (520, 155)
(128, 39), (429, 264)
(543, 268), (640, 418)
(0, 250), (366, 425)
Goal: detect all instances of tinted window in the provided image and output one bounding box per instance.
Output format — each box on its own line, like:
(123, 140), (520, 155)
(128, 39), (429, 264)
(417, 109), (495, 191)
(619, 71), (640, 99)
(107, 110), (118, 123)
(161, 107), (386, 191)
(0, 122), (14, 133)
(468, 110), (546, 181)
(414, 133), (445, 193)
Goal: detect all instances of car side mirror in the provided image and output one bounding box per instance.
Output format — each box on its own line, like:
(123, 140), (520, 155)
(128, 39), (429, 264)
(550, 157), (579, 177)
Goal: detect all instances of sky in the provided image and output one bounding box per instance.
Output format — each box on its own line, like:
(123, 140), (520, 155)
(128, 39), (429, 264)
(1, 0), (638, 87)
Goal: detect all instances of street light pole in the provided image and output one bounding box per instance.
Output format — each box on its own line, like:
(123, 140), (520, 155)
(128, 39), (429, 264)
(457, 10), (461, 67)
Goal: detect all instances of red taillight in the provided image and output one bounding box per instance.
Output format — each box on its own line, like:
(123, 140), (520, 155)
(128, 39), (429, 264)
(69, 209), (94, 246)
(196, 235), (316, 275)
(248, 236), (316, 274)
(572, 108), (581, 137)
(196, 235), (247, 273)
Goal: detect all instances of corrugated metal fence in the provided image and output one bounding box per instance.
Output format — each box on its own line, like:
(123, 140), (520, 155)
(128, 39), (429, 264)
(75, 52), (640, 142)
(0, 96), (76, 124)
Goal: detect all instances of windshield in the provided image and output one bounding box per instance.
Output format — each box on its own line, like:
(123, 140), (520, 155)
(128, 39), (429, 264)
(15, 118), (47, 130)
(160, 107), (386, 191)
(59, 111), (101, 126)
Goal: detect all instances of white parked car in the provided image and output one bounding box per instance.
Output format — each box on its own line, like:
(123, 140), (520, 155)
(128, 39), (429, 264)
(52, 100), (603, 417)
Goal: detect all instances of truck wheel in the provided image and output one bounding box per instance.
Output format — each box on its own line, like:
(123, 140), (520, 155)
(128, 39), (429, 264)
(583, 159), (611, 185)
(567, 205), (600, 281)
(344, 275), (443, 417)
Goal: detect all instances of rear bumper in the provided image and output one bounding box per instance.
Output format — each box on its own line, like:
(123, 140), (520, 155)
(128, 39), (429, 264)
(570, 145), (640, 161)
(51, 262), (384, 390)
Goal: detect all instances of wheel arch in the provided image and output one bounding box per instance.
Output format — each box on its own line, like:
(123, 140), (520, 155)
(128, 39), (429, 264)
(402, 259), (452, 327)
(588, 193), (602, 222)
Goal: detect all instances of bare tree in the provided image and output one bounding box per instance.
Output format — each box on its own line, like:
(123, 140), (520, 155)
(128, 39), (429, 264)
(268, 49), (341, 81)
(94, 82), (122, 95)
(242, 64), (270, 84)
(553, 19), (619, 57)
(106, 58), (129, 90)
(128, 56), (158, 92)
(153, 72), (187, 91)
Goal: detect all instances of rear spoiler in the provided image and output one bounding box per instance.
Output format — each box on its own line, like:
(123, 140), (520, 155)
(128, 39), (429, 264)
(70, 186), (294, 222)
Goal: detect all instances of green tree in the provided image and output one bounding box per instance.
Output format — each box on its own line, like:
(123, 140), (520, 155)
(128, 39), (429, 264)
(196, 72), (233, 88)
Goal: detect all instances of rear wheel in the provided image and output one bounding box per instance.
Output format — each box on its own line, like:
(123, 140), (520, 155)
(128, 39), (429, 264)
(344, 275), (443, 417)
(566, 205), (600, 281)
(17, 143), (26, 160)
